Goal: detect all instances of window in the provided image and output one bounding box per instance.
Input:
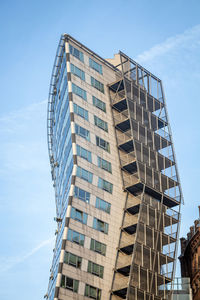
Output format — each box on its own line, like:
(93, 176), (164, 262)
(77, 145), (92, 162)
(89, 58), (103, 75)
(85, 284), (101, 300)
(74, 186), (90, 203)
(61, 275), (79, 293)
(77, 166), (93, 183)
(72, 83), (87, 100)
(71, 207), (87, 224)
(92, 96), (106, 112)
(69, 44), (84, 62)
(93, 218), (108, 234)
(96, 197), (111, 214)
(67, 228), (85, 246)
(98, 177), (113, 194)
(71, 63), (85, 80)
(97, 156), (112, 173)
(88, 261), (104, 278)
(90, 239), (106, 256)
(73, 103), (88, 120)
(64, 251), (82, 269)
(75, 124), (90, 141)
(91, 76), (104, 93)
(94, 116), (108, 132)
(96, 136), (110, 152)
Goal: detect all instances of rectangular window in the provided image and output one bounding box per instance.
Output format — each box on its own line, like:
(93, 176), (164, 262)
(77, 145), (92, 162)
(91, 76), (104, 93)
(69, 44), (84, 62)
(73, 103), (88, 120)
(75, 124), (90, 141)
(90, 239), (106, 256)
(96, 136), (110, 152)
(64, 251), (82, 269)
(74, 186), (90, 203)
(77, 166), (93, 183)
(88, 261), (104, 278)
(89, 58), (103, 75)
(94, 115), (108, 132)
(71, 207), (87, 224)
(98, 177), (113, 194)
(61, 275), (79, 293)
(67, 228), (85, 246)
(92, 96), (106, 112)
(93, 218), (109, 234)
(72, 83), (87, 100)
(71, 63), (85, 80)
(97, 156), (112, 173)
(95, 197), (111, 214)
(85, 284), (101, 300)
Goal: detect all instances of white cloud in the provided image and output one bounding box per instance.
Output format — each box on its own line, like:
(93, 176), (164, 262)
(0, 238), (54, 273)
(135, 24), (200, 63)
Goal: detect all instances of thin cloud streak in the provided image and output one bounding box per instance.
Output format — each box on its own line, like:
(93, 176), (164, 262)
(1, 238), (54, 273)
(135, 24), (200, 63)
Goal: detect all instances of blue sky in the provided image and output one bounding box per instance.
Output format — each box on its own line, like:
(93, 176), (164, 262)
(0, 0), (200, 299)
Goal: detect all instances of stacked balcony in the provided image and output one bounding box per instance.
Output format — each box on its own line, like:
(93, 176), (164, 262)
(109, 77), (181, 299)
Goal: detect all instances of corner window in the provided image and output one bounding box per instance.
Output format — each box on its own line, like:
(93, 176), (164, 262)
(61, 275), (79, 293)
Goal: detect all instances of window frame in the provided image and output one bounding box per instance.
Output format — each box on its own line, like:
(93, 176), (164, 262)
(74, 186), (90, 203)
(69, 44), (84, 62)
(98, 177), (113, 194)
(96, 136), (110, 152)
(97, 156), (112, 173)
(89, 58), (103, 75)
(61, 275), (79, 293)
(77, 145), (92, 162)
(75, 124), (90, 141)
(71, 207), (88, 224)
(91, 76), (104, 93)
(92, 96), (106, 112)
(88, 261), (104, 278)
(95, 197), (111, 214)
(93, 217), (109, 234)
(64, 251), (82, 269)
(73, 103), (88, 120)
(71, 63), (85, 80)
(90, 238), (106, 256)
(94, 115), (108, 132)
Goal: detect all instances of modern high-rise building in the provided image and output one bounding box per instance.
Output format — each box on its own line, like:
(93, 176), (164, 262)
(46, 34), (183, 300)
